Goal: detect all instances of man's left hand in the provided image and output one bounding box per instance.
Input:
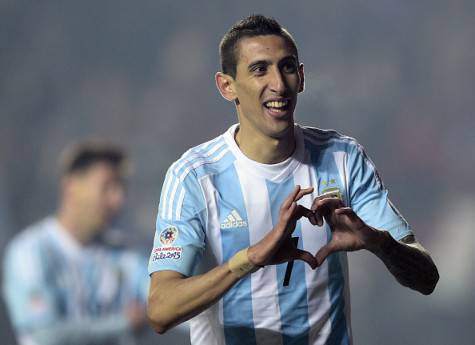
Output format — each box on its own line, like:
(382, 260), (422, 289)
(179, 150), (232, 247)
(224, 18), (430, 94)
(311, 196), (381, 266)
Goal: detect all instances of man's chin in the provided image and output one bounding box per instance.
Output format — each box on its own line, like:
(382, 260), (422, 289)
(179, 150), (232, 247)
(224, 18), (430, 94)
(265, 120), (295, 139)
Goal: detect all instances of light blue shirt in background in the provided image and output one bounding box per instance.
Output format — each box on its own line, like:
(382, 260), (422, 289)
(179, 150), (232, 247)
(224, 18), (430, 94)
(3, 216), (149, 345)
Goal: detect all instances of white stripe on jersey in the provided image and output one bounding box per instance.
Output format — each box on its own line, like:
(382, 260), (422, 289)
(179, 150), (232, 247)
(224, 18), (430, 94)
(179, 147), (229, 182)
(200, 175), (223, 264)
(194, 175), (226, 344)
(235, 159), (284, 345)
(332, 151), (349, 203)
(160, 137), (222, 219)
(159, 171), (174, 219)
(161, 138), (226, 220)
(331, 151), (353, 345)
(174, 138), (225, 176)
(169, 147), (230, 220)
(293, 162), (333, 345)
(167, 178), (181, 220)
(175, 187), (186, 220)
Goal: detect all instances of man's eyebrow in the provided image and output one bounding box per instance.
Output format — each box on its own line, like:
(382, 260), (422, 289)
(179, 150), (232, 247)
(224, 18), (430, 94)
(280, 55), (298, 64)
(247, 55), (298, 72)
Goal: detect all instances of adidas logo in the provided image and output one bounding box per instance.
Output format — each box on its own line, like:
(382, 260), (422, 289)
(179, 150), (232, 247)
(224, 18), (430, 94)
(220, 210), (248, 229)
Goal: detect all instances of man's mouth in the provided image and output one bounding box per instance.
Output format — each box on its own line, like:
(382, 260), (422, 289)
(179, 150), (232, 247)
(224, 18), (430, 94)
(263, 99), (291, 112)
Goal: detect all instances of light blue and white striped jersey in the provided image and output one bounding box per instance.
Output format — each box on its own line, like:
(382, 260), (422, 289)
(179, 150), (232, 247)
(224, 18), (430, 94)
(149, 123), (412, 345)
(2, 217), (149, 345)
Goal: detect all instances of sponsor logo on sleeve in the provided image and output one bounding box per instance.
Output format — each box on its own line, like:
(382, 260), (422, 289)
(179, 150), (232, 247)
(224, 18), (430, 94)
(159, 226), (178, 245)
(152, 246), (183, 261)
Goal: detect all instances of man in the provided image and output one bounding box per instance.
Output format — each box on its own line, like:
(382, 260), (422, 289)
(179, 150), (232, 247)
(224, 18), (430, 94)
(3, 143), (149, 345)
(147, 15), (439, 345)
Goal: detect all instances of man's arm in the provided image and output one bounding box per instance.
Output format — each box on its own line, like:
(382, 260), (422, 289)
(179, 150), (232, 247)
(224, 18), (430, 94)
(148, 265), (240, 334)
(312, 198), (439, 295)
(365, 232), (439, 295)
(147, 186), (317, 334)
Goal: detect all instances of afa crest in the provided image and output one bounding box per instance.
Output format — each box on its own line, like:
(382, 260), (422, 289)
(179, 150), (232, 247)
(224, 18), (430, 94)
(159, 226), (179, 245)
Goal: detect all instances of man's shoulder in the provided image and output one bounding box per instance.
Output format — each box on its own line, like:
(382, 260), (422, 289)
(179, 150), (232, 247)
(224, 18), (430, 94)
(299, 125), (361, 151)
(7, 217), (54, 250)
(3, 217), (54, 265)
(300, 125), (357, 143)
(167, 131), (235, 181)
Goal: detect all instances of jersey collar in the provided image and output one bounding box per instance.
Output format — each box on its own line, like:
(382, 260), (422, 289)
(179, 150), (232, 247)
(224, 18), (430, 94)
(223, 123), (305, 182)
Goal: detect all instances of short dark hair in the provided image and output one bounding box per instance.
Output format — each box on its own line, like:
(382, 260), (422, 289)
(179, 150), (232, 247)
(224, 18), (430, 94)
(219, 15), (299, 79)
(60, 141), (127, 176)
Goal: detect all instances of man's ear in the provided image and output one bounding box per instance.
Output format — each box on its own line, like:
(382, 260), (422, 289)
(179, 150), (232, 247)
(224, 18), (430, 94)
(298, 63), (305, 93)
(215, 72), (237, 102)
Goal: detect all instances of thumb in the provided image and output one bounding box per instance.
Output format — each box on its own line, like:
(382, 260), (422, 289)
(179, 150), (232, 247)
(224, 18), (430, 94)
(315, 242), (337, 266)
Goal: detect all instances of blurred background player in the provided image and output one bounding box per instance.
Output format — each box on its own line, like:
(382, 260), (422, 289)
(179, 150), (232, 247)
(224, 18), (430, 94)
(2, 142), (149, 345)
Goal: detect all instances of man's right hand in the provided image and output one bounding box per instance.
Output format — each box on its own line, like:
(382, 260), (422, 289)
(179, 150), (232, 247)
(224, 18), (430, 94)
(247, 185), (318, 269)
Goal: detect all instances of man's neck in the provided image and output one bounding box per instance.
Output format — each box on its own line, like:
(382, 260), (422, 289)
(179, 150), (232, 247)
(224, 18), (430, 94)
(234, 123), (296, 164)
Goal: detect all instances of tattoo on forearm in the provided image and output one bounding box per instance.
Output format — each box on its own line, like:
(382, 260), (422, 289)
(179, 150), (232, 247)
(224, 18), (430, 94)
(378, 234), (439, 295)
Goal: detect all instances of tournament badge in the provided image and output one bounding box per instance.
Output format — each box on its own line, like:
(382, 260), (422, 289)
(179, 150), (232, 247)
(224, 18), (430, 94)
(159, 226), (179, 245)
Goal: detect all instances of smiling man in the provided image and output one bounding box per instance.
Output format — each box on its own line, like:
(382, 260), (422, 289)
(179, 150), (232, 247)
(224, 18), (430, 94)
(147, 15), (439, 345)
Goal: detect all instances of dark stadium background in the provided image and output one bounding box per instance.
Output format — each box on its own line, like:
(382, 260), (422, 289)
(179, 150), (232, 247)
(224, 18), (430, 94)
(1, 0), (474, 344)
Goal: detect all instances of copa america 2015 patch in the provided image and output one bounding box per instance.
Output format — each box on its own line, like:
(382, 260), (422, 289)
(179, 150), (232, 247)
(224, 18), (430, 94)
(152, 246), (182, 261)
(159, 226), (179, 245)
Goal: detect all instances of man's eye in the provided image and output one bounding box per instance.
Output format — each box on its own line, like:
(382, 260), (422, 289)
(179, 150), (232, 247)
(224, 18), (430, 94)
(252, 65), (267, 74)
(282, 62), (297, 73)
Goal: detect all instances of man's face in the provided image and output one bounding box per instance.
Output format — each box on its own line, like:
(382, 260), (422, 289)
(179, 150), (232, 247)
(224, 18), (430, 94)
(232, 35), (304, 138)
(67, 162), (125, 236)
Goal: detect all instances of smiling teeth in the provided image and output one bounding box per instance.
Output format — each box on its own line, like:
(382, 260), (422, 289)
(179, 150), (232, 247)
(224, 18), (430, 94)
(265, 100), (288, 108)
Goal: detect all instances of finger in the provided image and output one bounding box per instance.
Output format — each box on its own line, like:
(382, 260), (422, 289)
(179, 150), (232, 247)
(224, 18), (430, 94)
(334, 207), (357, 218)
(293, 249), (318, 269)
(282, 185), (301, 210)
(313, 198), (345, 221)
(308, 211), (318, 226)
(313, 200), (337, 226)
(311, 195), (335, 212)
(315, 243), (336, 267)
(282, 201), (297, 221)
(297, 205), (317, 225)
(335, 207), (365, 225)
(312, 196), (345, 211)
(294, 187), (314, 202)
(315, 212), (324, 227)
(295, 205), (314, 221)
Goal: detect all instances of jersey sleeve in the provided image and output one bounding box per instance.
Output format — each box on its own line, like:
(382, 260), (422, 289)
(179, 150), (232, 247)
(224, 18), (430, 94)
(148, 165), (207, 277)
(347, 142), (413, 240)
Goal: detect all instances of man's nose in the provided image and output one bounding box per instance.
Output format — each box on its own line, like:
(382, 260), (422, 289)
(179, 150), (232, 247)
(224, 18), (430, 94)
(269, 68), (286, 94)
